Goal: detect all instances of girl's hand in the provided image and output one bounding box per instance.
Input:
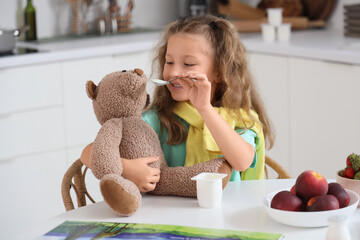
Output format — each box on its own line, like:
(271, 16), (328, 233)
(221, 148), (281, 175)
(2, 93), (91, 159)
(81, 143), (161, 192)
(121, 156), (161, 192)
(80, 143), (92, 168)
(178, 72), (212, 112)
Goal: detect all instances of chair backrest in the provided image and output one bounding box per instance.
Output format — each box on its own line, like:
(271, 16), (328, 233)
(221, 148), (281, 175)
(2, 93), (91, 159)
(265, 155), (291, 179)
(61, 159), (95, 211)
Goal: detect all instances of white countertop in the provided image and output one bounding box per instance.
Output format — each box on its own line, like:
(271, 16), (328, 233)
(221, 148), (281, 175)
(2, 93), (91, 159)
(241, 29), (360, 65)
(1, 28), (359, 70)
(0, 31), (161, 70)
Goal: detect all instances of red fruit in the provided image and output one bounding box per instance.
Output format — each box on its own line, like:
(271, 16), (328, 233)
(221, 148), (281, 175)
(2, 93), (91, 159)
(271, 190), (303, 211)
(290, 185), (296, 195)
(307, 195), (340, 211)
(348, 153), (360, 172)
(327, 183), (350, 208)
(295, 170), (328, 201)
(344, 167), (355, 179)
(346, 155), (352, 167)
(338, 170), (345, 177)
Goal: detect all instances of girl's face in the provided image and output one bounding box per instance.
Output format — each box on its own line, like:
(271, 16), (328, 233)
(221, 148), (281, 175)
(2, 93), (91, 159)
(163, 33), (217, 102)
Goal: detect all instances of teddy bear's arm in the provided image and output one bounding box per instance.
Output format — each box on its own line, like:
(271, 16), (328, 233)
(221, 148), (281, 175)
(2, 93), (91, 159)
(91, 118), (124, 180)
(151, 157), (232, 197)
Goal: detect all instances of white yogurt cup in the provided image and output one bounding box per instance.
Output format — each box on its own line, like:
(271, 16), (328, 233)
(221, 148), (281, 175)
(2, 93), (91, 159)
(267, 8), (283, 26)
(191, 172), (227, 208)
(261, 24), (276, 42)
(277, 23), (292, 42)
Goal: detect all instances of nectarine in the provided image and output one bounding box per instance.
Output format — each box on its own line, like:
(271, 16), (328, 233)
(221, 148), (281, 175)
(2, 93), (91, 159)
(295, 170), (328, 201)
(271, 190), (303, 211)
(307, 195), (339, 211)
(327, 182), (350, 208)
(290, 185), (295, 195)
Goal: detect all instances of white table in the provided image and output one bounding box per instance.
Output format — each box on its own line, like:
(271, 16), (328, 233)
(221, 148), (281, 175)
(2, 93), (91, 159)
(15, 179), (359, 240)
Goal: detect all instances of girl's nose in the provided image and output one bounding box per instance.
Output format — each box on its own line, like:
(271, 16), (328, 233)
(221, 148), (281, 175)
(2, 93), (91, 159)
(167, 64), (183, 78)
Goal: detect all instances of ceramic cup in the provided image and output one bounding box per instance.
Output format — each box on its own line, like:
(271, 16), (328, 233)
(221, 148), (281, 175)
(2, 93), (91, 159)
(267, 8), (283, 26)
(261, 24), (276, 42)
(191, 173), (227, 208)
(277, 23), (292, 42)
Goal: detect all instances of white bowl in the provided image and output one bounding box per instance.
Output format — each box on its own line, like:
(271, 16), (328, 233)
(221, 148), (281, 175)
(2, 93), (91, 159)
(263, 189), (359, 227)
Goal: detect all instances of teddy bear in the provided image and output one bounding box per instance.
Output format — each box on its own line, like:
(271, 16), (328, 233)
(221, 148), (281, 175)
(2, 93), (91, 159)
(86, 68), (232, 216)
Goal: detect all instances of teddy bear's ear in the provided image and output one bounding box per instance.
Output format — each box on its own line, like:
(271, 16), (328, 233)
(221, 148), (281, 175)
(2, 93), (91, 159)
(86, 81), (97, 100)
(134, 68), (144, 76)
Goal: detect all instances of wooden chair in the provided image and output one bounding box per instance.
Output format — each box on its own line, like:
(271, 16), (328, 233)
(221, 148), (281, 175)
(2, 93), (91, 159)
(61, 156), (290, 210)
(61, 159), (95, 211)
(265, 155), (292, 179)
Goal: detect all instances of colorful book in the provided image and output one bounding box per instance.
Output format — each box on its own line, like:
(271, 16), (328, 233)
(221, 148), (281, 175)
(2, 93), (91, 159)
(39, 220), (284, 240)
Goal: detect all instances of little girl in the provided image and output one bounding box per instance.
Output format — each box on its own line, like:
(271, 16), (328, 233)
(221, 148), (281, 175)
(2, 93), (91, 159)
(81, 15), (274, 192)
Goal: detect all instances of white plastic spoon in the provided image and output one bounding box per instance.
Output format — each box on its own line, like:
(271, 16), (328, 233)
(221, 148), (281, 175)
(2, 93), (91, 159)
(151, 76), (197, 86)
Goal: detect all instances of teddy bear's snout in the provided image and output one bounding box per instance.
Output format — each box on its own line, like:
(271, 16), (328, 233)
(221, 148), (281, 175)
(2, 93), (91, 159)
(134, 68), (143, 76)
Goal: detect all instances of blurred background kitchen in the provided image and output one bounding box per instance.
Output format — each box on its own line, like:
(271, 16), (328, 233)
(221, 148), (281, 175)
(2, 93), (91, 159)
(0, 1), (360, 239)
(1, 0), (180, 38)
(0, 0), (357, 39)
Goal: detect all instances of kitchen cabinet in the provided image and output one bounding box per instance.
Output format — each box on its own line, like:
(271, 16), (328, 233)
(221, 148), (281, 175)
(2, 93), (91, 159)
(0, 63), (62, 115)
(248, 52), (360, 179)
(0, 62), (67, 240)
(0, 107), (66, 160)
(288, 58), (360, 178)
(248, 53), (290, 177)
(0, 150), (67, 240)
(0, 62), (65, 161)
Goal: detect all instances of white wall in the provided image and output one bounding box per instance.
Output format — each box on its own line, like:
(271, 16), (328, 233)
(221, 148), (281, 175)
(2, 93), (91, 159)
(0, 0), (180, 39)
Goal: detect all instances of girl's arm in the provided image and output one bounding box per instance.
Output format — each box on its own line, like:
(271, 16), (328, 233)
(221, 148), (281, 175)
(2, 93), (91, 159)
(179, 73), (255, 171)
(80, 143), (93, 168)
(80, 143), (160, 192)
(199, 107), (255, 171)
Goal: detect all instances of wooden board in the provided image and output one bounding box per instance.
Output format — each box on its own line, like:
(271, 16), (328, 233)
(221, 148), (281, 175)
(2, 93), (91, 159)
(231, 17), (325, 33)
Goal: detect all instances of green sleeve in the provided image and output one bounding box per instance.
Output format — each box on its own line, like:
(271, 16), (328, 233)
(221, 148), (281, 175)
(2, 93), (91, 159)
(229, 129), (257, 181)
(142, 110), (187, 167)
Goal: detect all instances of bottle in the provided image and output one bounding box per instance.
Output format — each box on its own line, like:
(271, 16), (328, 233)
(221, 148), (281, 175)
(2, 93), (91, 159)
(326, 215), (351, 240)
(24, 0), (37, 41)
(16, 0), (24, 40)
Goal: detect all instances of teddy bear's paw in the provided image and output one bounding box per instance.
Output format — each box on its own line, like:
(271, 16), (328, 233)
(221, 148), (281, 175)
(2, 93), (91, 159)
(214, 157), (232, 189)
(100, 174), (141, 216)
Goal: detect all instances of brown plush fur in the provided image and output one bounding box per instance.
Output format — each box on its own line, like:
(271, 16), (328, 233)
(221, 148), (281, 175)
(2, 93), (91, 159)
(87, 69), (232, 216)
(151, 157), (231, 197)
